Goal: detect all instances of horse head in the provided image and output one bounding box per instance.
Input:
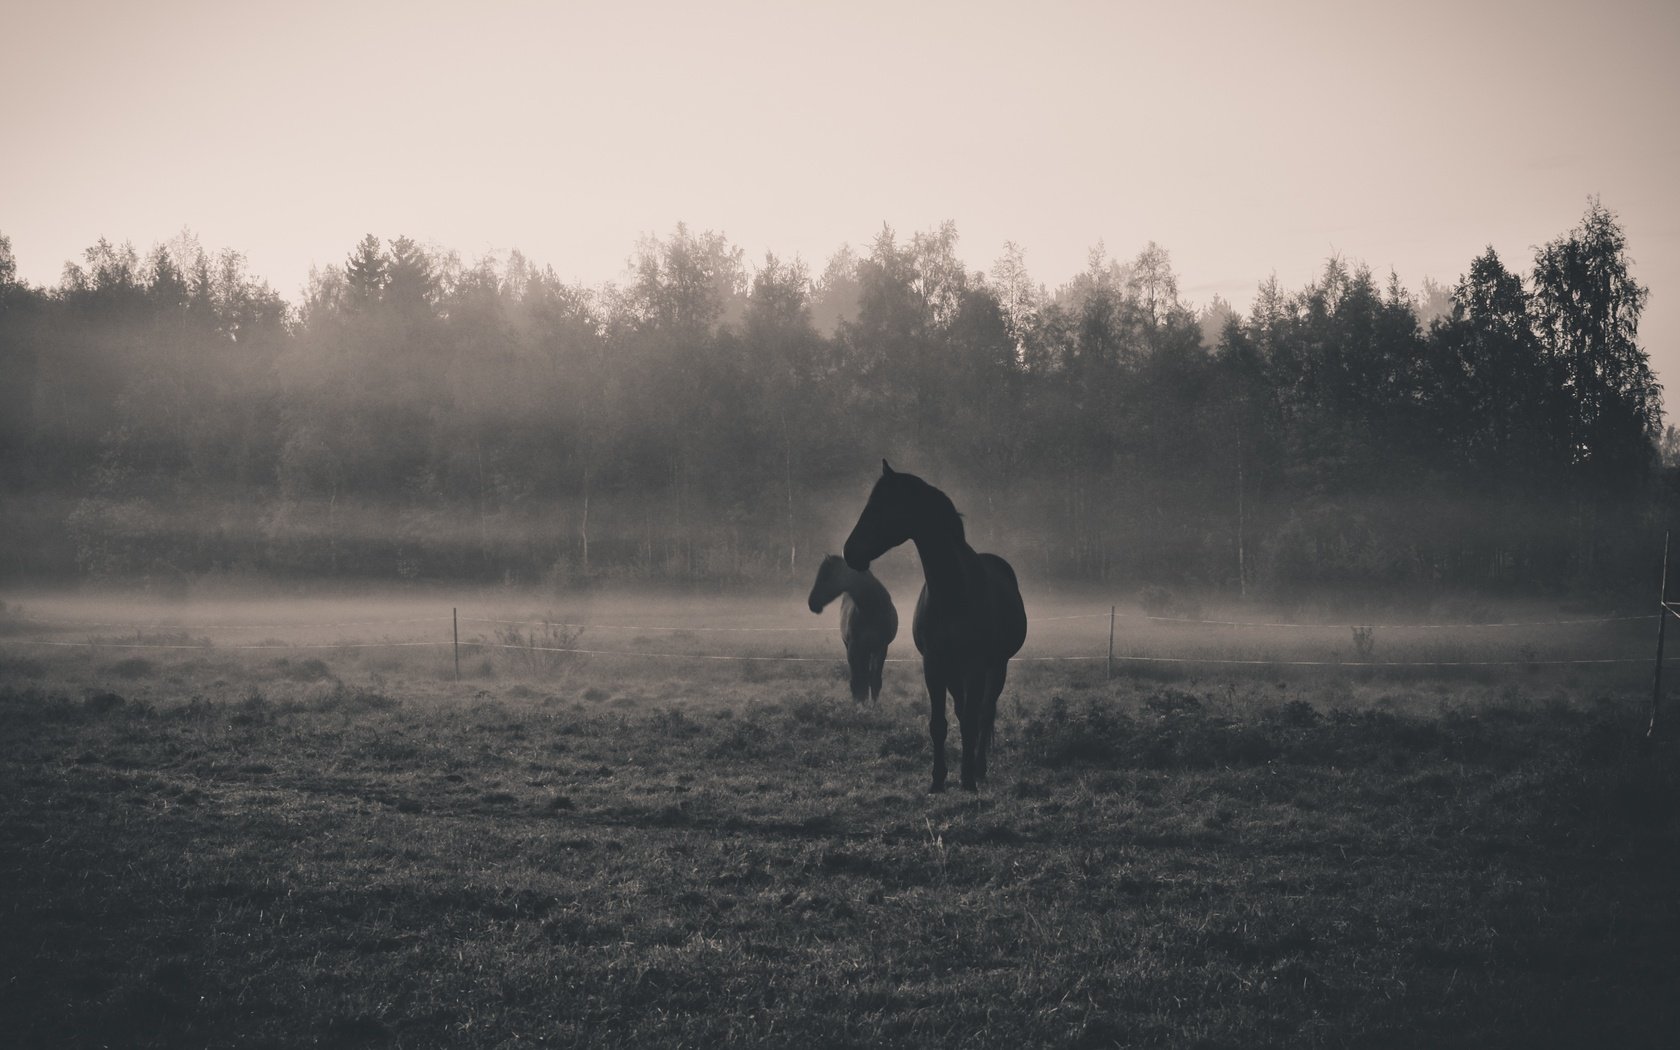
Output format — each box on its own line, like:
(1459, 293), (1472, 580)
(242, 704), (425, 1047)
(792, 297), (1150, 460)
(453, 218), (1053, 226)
(808, 554), (849, 613)
(843, 459), (918, 572)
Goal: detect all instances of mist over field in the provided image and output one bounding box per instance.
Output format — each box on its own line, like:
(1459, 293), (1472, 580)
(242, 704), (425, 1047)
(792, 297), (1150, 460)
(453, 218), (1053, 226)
(0, 576), (1662, 690)
(0, 200), (1674, 613)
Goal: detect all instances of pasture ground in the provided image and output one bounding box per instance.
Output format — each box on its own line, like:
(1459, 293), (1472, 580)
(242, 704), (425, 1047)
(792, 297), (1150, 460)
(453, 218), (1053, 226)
(2, 592), (1679, 1048)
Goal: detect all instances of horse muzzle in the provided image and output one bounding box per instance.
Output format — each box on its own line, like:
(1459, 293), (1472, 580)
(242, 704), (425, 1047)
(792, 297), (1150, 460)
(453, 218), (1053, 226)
(842, 542), (871, 574)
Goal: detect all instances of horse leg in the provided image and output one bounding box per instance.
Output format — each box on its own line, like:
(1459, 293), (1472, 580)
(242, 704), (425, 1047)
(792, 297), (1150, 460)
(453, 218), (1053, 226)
(847, 647), (870, 704)
(869, 647), (886, 702)
(924, 662), (949, 792)
(976, 662), (1008, 784)
(957, 668), (985, 791)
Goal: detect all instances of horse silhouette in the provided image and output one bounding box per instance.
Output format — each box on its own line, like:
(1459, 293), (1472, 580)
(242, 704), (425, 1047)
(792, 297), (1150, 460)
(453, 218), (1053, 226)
(843, 460), (1027, 791)
(807, 554), (898, 703)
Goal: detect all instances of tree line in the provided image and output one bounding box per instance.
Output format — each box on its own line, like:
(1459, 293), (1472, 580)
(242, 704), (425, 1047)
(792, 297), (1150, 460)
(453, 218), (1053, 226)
(0, 201), (1670, 602)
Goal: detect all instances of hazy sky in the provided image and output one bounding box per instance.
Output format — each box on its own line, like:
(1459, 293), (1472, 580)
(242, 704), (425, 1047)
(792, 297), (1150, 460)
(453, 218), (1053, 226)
(6, 0), (1679, 383)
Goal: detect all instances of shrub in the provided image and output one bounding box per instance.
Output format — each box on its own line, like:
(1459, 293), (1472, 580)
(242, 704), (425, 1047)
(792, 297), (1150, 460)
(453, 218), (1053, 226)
(1351, 626), (1376, 661)
(1020, 693), (1137, 767)
(492, 619), (586, 676)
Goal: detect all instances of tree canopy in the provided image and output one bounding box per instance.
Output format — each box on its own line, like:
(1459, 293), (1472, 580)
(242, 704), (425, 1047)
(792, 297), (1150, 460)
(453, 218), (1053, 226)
(0, 201), (1668, 600)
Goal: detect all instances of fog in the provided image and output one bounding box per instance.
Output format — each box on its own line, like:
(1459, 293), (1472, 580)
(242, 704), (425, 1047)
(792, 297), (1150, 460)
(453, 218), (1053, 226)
(3, 579), (1656, 680)
(0, 207), (1670, 610)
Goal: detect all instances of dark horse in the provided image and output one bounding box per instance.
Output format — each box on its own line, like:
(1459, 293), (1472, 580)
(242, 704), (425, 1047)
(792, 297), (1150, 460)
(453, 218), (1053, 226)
(843, 461), (1027, 791)
(807, 555), (899, 703)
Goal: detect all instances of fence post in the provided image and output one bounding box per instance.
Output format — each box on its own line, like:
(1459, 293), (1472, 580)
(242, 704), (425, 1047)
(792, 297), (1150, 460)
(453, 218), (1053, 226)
(1649, 532), (1671, 740)
(1107, 604), (1116, 679)
(453, 607), (461, 683)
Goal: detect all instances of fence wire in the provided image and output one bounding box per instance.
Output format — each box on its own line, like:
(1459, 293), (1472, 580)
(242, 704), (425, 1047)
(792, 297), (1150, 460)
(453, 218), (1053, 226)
(13, 609), (1654, 632)
(6, 637), (1656, 668)
(0, 601), (1660, 671)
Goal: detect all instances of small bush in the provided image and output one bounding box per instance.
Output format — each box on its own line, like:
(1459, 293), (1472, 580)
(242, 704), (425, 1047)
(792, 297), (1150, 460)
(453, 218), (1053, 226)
(1144, 689), (1204, 719)
(784, 689), (851, 727)
(1274, 699), (1322, 727)
(1020, 693), (1137, 766)
(1351, 625), (1376, 661)
(230, 689), (271, 725)
(492, 619), (586, 676)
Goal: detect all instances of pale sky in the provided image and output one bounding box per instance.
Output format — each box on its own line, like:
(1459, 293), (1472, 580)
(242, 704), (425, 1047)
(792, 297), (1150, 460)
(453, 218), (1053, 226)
(6, 0), (1679, 386)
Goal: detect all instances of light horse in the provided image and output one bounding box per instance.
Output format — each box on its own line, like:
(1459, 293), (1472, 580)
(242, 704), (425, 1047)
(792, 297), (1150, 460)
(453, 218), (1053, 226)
(807, 555), (899, 703)
(843, 461), (1027, 791)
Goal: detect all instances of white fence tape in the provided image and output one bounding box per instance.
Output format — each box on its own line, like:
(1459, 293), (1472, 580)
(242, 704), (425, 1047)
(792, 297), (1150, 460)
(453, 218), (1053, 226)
(460, 617), (831, 632)
(16, 616), (452, 630)
(1036, 611), (1654, 629)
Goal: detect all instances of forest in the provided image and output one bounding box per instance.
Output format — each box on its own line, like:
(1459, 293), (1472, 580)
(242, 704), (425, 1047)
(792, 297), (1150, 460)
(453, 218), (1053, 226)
(0, 200), (1670, 603)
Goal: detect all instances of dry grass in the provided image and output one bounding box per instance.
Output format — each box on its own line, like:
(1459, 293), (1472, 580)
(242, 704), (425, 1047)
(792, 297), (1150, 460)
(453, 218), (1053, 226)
(2, 591), (1678, 1047)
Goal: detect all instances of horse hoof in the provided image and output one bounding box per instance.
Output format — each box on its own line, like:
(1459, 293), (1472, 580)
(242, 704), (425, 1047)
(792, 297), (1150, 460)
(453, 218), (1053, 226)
(928, 782), (945, 794)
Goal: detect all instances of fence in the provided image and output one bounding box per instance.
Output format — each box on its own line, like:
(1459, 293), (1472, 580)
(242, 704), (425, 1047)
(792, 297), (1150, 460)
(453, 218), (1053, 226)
(4, 604), (1661, 671)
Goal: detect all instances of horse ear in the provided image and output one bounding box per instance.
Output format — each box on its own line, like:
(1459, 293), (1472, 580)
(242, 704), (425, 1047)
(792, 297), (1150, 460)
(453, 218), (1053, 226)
(882, 459), (895, 476)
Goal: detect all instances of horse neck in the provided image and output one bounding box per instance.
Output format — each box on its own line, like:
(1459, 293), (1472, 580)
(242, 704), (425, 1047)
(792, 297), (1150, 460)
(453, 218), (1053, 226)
(827, 565), (862, 600)
(848, 564), (875, 594)
(909, 523), (972, 602)
(843, 566), (890, 612)
(813, 564), (852, 609)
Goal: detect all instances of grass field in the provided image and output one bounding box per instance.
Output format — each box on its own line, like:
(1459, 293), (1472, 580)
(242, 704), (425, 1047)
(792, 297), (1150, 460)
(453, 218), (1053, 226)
(3, 591), (1679, 1048)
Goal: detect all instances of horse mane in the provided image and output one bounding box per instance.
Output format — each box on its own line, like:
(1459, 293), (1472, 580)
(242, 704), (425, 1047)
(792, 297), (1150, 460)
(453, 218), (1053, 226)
(905, 473), (965, 544)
